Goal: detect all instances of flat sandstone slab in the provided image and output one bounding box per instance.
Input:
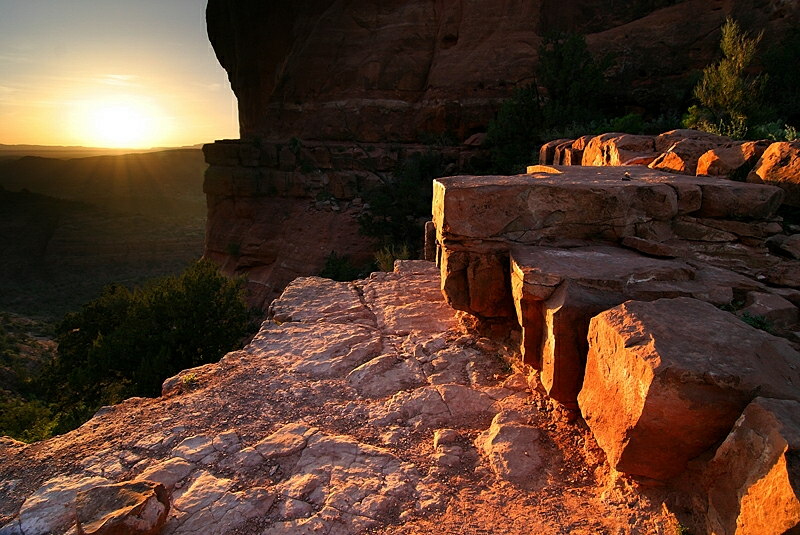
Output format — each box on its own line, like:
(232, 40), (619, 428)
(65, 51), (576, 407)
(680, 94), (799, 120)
(433, 167), (783, 243)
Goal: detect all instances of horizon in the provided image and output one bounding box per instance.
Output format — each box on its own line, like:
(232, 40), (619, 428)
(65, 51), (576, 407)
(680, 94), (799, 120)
(0, 0), (239, 149)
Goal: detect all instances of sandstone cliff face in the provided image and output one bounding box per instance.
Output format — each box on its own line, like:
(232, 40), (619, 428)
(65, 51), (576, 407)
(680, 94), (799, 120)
(206, 0), (799, 143)
(202, 0), (798, 304)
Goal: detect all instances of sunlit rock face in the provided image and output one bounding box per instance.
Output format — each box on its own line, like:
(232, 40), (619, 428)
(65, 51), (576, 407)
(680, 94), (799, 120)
(206, 0), (799, 143)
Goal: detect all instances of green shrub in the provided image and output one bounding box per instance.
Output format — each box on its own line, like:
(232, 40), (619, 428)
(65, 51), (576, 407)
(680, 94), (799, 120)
(749, 122), (798, 142)
(374, 244), (411, 272)
(319, 251), (373, 281)
(39, 259), (253, 435)
(0, 396), (56, 443)
(763, 32), (800, 125)
(486, 32), (612, 173)
(358, 151), (443, 255)
(740, 312), (773, 334)
(486, 83), (545, 173)
(537, 32), (612, 126)
(683, 18), (767, 139)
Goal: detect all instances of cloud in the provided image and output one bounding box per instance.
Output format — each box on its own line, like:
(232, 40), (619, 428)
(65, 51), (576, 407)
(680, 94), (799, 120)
(99, 74), (140, 86)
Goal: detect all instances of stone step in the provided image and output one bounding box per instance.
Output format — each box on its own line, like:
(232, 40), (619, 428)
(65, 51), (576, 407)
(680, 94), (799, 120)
(509, 245), (768, 406)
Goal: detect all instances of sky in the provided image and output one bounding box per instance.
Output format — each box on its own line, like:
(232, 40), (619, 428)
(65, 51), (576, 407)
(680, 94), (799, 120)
(0, 0), (239, 148)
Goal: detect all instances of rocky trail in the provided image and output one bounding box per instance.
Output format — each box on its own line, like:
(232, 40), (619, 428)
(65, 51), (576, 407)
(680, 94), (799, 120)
(0, 261), (677, 535)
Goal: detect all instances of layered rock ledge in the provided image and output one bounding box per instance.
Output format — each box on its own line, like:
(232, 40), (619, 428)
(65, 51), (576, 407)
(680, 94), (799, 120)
(430, 160), (800, 533)
(433, 165), (786, 320)
(203, 139), (484, 309)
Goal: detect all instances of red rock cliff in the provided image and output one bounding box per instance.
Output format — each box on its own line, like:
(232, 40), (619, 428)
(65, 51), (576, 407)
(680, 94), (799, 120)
(206, 0), (798, 142)
(202, 0), (799, 310)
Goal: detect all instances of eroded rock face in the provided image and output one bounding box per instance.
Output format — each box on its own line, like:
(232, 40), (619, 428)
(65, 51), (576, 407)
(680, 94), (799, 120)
(432, 166), (784, 320)
(581, 133), (656, 166)
(705, 397), (800, 535)
(578, 298), (800, 481)
(207, 1), (800, 142)
(203, 1), (800, 307)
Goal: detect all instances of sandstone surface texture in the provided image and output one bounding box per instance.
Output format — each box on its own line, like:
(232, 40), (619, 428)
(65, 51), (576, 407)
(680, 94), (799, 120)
(578, 297), (800, 481)
(0, 262), (676, 535)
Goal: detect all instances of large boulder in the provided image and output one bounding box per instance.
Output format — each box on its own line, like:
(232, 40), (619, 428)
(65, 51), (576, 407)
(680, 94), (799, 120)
(578, 297), (800, 481)
(704, 397), (800, 535)
(747, 141), (800, 207)
(696, 140), (769, 177)
(649, 135), (732, 175)
(581, 133), (656, 166)
(652, 129), (730, 154)
(509, 245), (696, 404)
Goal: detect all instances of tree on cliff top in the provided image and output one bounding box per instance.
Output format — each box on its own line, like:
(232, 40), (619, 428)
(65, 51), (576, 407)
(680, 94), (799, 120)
(683, 18), (767, 138)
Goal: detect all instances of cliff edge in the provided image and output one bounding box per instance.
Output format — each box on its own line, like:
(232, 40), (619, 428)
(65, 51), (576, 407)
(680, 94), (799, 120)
(0, 261), (677, 534)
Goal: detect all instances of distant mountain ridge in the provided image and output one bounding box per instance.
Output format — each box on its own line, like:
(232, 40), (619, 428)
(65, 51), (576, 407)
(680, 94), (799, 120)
(0, 148), (207, 219)
(0, 143), (205, 160)
(0, 147), (209, 318)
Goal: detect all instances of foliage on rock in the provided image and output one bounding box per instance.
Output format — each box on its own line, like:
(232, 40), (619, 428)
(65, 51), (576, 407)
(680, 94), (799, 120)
(319, 251), (374, 282)
(8, 260), (256, 438)
(683, 18), (767, 139)
(486, 33), (613, 173)
(358, 151), (444, 255)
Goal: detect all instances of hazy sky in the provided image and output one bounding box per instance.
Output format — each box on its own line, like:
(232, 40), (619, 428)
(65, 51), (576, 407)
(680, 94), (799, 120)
(0, 0), (238, 148)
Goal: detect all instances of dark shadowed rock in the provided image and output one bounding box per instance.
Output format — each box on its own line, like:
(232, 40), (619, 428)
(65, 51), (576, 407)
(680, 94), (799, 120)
(206, 1), (800, 143)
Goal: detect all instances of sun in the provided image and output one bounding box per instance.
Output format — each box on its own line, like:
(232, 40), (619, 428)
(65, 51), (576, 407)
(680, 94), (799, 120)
(87, 103), (150, 148)
(70, 96), (165, 149)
